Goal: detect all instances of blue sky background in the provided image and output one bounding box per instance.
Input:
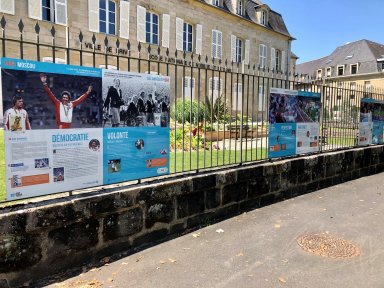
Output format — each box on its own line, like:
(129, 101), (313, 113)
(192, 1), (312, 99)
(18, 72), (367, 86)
(266, 0), (384, 64)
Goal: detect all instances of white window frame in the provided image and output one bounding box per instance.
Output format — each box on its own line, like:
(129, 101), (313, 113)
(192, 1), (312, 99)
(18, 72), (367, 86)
(275, 50), (280, 71)
(213, 0), (222, 7)
(233, 83), (243, 111)
(29, 0), (67, 25)
(182, 77), (195, 99)
(99, 0), (116, 35)
(195, 24), (203, 55)
(183, 22), (193, 53)
(0, 0), (15, 14)
(259, 44), (267, 68)
(317, 69), (322, 79)
(337, 65), (345, 76)
(231, 35), (243, 63)
(211, 30), (222, 59)
(119, 0), (130, 39)
(161, 14), (170, 48)
(237, 0), (243, 15)
(261, 10), (267, 26)
(326, 67), (332, 77)
(208, 77), (223, 102)
(146, 11), (159, 45)
(350, 63), (358, 75)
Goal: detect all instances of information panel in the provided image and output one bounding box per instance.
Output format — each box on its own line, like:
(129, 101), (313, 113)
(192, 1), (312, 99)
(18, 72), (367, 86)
(359, 98), (384, 145)
(268, 88), (321, 159)
(1, 58), (170, 200)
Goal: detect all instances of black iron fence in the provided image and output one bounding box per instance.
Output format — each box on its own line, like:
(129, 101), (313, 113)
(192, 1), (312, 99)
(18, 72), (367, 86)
(1, 17), (384, 202)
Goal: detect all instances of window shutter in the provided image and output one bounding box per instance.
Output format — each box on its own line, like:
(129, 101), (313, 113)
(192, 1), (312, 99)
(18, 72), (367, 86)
(217, 31), (222, 59)
(28, 0), (42, 20)
(176, 17), (184, 51)
(244, 39), (250, 65)
(119, 0), (130, 39)
(231, 35), (236, 63)
(196, 24), (202, 55)
(161, 14), (170, 48)
(136, 5), (146, 43)
(211, 30), (217, 58)
(282, 50), (286, 73)
(55, 0), (67, 25)
(0, 0), (15, 14)
(88, 0), (99, 32)
(271, 47), (275, 70)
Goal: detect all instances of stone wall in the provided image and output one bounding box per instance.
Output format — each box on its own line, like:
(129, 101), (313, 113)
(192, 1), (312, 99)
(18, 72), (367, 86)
(1, 145), (383, 287)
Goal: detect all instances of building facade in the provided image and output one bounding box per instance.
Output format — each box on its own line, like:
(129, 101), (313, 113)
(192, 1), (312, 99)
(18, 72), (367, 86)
(296, 39), (384, 93)
(0, 0), (294, 115)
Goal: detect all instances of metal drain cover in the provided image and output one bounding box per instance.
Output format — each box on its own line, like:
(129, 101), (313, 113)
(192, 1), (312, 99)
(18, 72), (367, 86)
(297, 233), (360, 259)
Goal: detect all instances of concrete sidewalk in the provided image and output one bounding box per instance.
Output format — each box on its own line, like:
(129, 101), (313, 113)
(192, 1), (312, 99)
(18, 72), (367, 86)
(45, 173), (384, 288)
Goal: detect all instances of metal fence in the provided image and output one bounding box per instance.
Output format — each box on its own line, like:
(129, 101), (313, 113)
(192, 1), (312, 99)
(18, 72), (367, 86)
(1, 17), (384, 202)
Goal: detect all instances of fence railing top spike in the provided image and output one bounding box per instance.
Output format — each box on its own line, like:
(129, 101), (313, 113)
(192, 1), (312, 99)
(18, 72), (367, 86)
(92, 34), (96, 44)
(166, 48), (169, 56)
(50, 25), (55, 37)
(127, 40), (131, 50)
(116, 38), (120, 48)
(78, 31), (83, 42)
(138, 42), (142, 52)
(0, 16), (6, 29)
(35, 22), (40, 34)
(18, 19), (24, 33)
(104, 36), (108, 46)
(147, 45), (151, 54)
(157, 46), (161, 55)
(198, 54), (201, 62)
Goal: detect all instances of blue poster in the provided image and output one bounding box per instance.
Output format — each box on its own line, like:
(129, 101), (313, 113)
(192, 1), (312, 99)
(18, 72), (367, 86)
(268, 88), (298, 158)
(103, 127), (169, 184)
(359, 98), (384, 145)
(268, 89), (321, 158)
(1, 58), (170, 200)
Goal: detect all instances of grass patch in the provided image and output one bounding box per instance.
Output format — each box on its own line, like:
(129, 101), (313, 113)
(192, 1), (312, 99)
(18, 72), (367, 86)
(170, 148), (268, 173)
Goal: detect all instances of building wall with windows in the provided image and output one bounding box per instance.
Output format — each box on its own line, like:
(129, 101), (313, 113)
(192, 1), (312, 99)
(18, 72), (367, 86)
(0, 0), (294, 114)
(296, 39), (384, 93)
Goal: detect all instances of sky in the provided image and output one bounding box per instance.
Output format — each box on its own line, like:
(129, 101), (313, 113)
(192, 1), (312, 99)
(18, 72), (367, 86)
(265, 0), (384, 64)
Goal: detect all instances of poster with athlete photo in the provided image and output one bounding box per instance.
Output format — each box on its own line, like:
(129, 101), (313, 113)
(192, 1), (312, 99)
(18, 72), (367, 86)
(1, 58), (103, 130)
(359, 98), (384, 145)
(268, 88), (321, 158)
(102, 70), (170, 184)
(268, 88), (298, 158)
(1, 59), (171, 201)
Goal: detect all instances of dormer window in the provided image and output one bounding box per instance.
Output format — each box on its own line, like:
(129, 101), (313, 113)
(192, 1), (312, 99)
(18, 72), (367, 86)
(326, 67), (332, 77)
(237, 0), (243, 15)
(337, 65), (345, 76)
(350, 63), (358, 75)
(317, 69), (322, 79)
(213, 0), (221, 7)
(261, 10), (267, 25)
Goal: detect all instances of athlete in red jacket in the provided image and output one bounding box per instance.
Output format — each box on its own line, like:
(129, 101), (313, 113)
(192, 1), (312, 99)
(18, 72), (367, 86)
(40, 73), (92, 129)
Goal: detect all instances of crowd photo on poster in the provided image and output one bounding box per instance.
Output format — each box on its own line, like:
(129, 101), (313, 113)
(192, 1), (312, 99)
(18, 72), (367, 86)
(102, 70), (170, 128)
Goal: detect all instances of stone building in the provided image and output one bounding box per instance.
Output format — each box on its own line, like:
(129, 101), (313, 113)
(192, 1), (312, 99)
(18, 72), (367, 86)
(296, 39), (384, 94)
(0, 0), (295, 115)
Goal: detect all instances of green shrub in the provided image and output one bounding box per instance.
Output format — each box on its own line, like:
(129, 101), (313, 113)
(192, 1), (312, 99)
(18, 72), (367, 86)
(171, 100), (206, 125)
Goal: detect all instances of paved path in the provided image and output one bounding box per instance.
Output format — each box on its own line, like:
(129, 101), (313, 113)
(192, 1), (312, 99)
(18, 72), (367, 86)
(46, 173), (384, 288)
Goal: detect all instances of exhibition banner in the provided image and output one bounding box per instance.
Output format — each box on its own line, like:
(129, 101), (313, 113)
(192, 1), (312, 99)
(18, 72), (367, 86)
(1, 58), (170, 200)
(359, 98), (384, 145)
(268, 88), (321, 158)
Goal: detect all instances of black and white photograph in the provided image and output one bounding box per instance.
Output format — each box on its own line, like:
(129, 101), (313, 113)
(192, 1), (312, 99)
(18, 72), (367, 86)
(102, 70), (170, 128)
